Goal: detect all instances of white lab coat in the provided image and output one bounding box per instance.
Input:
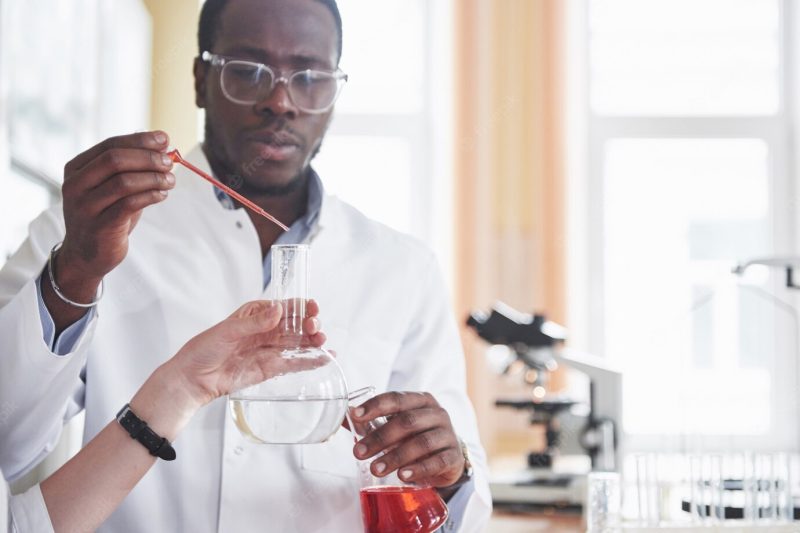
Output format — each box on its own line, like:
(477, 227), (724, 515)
(0, 146), (492, 532)
(2, 479), (54, 533)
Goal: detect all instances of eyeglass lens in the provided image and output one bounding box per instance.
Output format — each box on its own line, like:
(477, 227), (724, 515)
(221, 61), (341, 111)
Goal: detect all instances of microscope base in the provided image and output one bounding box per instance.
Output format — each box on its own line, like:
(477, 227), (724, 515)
(490, 468), (588, 511)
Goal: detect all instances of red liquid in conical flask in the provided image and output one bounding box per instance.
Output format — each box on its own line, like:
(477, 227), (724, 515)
(360, 486), (448, 533)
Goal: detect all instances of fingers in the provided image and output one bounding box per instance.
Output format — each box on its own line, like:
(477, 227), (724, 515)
(305, 331), (326, 347)
(228, 301), (283, 337)
(55, 132), (175, 282)
(97, 189), (172, 224)
(65, 131), (170, 174)
(352, 391), (438, 421)
(244, 344), (330, 383)
(232, 300), (278, 319)
(227, 299), (325, 348)
(366, 427), (455, 478)
(349, 391), (463, 485)
(394, 447), (465, 486)
(353, 406), (442, 461)
(304, 316), (321, 335)
(76, 147), (174, 191)
(89, 171), (176, 214)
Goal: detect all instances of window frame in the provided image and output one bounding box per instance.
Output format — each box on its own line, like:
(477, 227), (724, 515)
(319, 0), (455, 284)
(568, 0), (798, 451)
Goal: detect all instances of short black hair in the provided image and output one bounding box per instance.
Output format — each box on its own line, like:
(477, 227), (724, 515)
(198, 0), (343, 64)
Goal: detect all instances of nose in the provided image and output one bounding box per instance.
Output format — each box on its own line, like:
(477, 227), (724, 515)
(254, 79), (298, 119)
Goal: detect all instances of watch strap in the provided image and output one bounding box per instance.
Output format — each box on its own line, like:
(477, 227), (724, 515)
(116, 403), (177, 461)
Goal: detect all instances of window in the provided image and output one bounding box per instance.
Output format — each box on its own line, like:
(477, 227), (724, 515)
(0, 0), (151, 263)
(312, 0), (454, 280)
(570, 0), (795, 450)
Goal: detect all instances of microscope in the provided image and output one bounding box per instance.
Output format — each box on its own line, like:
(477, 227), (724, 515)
(467, 302), (623, 511)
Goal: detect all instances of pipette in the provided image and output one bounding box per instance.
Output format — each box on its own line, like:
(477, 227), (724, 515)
(167, 148), (290, 232)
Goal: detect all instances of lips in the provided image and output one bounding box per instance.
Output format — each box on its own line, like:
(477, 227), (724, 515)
(245, 130), (302, 162)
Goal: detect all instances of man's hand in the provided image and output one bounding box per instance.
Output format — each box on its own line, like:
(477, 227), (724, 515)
(44, 131), (176, 331)
(350, 391), (466, 489)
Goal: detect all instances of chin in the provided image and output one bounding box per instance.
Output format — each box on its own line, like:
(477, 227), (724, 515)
(247, 170), (307, 196)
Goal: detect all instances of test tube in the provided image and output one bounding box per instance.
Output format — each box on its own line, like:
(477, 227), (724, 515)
(586, 472), (621, 533)
(726, 453), (748, 523)
(744, 451), (759, 523)
(689, 455), (705, 523)
(756, 453), (775, 522)
(709, 455), (724, 522)
(773, 453), (792, 523)
(635, 453), (660, 526)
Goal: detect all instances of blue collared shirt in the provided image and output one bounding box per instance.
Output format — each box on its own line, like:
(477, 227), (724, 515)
(214, 170), (323, 288)
(35, 276), (94, 355)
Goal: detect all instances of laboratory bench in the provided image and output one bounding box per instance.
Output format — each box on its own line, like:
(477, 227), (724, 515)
(487, 511), (582, 532)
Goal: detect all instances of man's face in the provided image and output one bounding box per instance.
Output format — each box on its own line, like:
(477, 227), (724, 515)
(195, 0), (339, 193)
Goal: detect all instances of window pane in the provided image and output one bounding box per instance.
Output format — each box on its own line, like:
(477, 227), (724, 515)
(7, 0), (100, 181)
(334, 0), (425, 114)
(602, 139), (789, 437)
(311, 136), (412, 234)
(589, 0), (780, 115)
(1, 171), (51, 262)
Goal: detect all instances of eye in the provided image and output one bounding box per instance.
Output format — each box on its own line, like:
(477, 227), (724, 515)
(300, 70), (337, 86)
(228, 63), (261, 82)
(294, 71), (316, 87)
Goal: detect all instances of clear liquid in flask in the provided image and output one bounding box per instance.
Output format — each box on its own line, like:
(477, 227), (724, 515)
(230, 395), (347, 444)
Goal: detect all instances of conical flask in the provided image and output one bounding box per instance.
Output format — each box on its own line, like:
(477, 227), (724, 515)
(229, 244), (348, 444)
(347, 388), (449, 533)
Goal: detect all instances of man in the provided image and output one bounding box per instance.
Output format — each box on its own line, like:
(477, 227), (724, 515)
(0, 0), (491, 531)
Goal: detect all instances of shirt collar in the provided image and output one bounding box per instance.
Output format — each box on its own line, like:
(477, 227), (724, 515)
(213, 168), (324, 233)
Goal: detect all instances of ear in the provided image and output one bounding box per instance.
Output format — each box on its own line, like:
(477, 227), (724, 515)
(194, 56), (208, 109)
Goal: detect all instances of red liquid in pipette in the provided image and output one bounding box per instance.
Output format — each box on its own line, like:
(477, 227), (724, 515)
(167, 149), (290, 232)
(359, 486), (449, 533)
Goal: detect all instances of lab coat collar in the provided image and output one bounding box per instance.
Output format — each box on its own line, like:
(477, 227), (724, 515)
(179, 144), (346, 250)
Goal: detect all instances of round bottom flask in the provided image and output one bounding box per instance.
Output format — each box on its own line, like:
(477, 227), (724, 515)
(229, 244), (348, 444)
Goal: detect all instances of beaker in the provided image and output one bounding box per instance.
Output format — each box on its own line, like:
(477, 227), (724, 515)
(229, 244), (348, 444)
(586, 471), (621, 533)
(347, 388), (449, 533)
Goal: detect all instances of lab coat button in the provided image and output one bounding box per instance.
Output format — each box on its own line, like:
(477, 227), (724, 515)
(236, 221), (243, 229)
(234, 445), (244, 455)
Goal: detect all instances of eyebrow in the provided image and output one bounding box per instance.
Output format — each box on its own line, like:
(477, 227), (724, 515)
(221, 45), (270, 62)
(221, 45), (331, 69)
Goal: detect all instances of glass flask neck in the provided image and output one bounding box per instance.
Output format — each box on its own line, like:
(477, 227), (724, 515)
(270, 244), (309, 341)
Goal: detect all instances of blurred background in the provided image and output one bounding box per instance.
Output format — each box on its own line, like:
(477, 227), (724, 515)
(2, 0), (799, 529)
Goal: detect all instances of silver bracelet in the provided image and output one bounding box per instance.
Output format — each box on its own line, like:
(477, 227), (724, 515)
(47, 242), (104, 308)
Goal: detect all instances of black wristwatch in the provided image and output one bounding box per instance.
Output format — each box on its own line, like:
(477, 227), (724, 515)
(116, 403), (177, 461)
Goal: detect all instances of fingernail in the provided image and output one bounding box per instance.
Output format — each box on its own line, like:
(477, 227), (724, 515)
(400, 469), (413, 480)
(161, 154), (173, 166)
(374, 462), (386, 474)
(154, 131), (167, 144)
(165, 172), (176, 185)
(159, 190), (168, 198)
(354, 407), (365, 417)
(310, 317), (320, 332)
(355, 444), (367, 457)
